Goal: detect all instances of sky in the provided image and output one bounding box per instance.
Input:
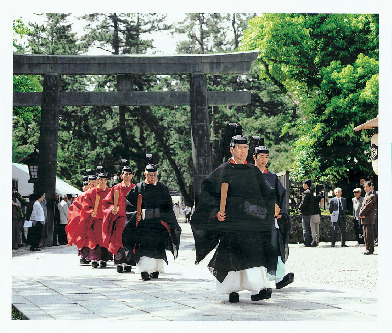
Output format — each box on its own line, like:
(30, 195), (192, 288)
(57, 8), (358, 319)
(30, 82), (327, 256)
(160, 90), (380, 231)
(13, 13), (188, 55)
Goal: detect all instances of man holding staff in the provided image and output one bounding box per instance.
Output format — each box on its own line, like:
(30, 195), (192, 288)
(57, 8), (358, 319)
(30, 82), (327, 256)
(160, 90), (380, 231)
(102, 162), (136, 273)
(191, 134), (277, 303)
(76, 170), (112, 268)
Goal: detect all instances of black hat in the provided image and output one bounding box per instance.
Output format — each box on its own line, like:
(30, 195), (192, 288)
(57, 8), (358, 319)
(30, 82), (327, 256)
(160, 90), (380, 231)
(254, 146), (269, 155)
(83, 181), (89, 186)
(88, 175), (97, 181)
(97, 172), (108, 179)
(144, 153), (158, 172)
(86, 168), (95, 175)
(145, 164), (158, 172)
(230, 134), (248, 147)
(120, 159), (133, 174)
(82, 175), (88, 182)
(122, 166), (133, 173)
(96, 165), (103, 174)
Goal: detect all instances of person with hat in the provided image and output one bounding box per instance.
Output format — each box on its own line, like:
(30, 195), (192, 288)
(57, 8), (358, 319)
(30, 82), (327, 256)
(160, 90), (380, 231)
(125, 161), (181, 281)
(102, 163), (136, 273)
(191, 134), (277, 303)
(253, 145), (294, 290)
(352, 188), (365, 245)
(66, 180), (92, 265)
(75, 169), (112, 268)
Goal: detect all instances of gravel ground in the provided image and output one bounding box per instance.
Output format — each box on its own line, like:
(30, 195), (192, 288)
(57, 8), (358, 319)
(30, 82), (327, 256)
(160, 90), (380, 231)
(284, 241), (378, 293)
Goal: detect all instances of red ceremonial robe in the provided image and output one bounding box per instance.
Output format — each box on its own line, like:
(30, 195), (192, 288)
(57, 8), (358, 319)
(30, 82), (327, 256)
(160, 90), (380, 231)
(65, 192), (87, 246)
(102, 182), (135, 254)
(75, 186), (110, 250)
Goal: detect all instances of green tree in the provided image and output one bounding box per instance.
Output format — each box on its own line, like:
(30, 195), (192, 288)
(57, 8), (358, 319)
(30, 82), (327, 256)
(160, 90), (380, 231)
(173, 13), (297, 172)
(13, 14), (89, 185)
(241, 13), (379, 187)
(13, 18), (42, 162)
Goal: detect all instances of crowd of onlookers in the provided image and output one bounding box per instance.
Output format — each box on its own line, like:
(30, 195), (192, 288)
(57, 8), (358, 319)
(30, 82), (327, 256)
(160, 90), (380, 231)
(172, 202), (193, 223)
(12, 188), (74, 251)
(298, 180), (378, 255)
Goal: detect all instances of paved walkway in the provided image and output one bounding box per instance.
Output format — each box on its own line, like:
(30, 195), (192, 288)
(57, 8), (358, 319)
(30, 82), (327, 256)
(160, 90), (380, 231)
(11, 221), (384, 325)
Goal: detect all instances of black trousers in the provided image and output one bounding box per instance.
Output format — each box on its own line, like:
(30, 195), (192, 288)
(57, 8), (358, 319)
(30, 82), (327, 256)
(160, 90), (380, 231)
(27, 222), (43, 249)
(301, 215), (312, 246)
(58, 224), (68, 244)
(331, 215), (346, 246)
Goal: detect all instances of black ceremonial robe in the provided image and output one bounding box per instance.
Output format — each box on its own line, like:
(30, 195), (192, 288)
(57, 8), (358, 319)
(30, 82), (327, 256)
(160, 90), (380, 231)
(125, 182), (181, 264)
(262, 170), (292, 265)
(191, 161), (278, 283)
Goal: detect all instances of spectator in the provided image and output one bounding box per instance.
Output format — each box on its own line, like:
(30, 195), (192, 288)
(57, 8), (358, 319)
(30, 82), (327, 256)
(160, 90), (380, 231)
(183, 205), (192, 223)
(24, 194), (35, 246)
(328, 188), (347, 247)
(28, 192), (46, 251)
(352, 188), (365, 245)
(39, 196), (48, 248)
(58, 194), (69, 245)
(53, 193), (61, 246)
(310, 191), (323, 247)
(67, 194), (72, 207)
(359, 181), (377, 255)
(12, 188), (23, 249)
(298, 179), (314, 247)
(369, 184), (378, 246)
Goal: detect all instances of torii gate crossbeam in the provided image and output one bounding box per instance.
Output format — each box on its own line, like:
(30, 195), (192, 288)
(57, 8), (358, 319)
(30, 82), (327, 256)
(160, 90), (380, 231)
(13, 51), (259, 246)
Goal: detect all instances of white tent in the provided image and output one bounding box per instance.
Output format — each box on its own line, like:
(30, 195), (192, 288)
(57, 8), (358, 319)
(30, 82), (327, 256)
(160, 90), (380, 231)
(12, 163), (82, 197)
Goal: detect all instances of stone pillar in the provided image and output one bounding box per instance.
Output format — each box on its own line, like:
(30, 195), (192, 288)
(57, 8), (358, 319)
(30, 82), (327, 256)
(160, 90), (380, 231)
(36, 74), (60, 247)
(190, 73), (212, 206)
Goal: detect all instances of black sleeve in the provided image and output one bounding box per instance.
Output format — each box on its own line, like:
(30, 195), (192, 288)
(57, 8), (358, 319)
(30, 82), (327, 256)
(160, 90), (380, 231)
(125, 184), (140, 211)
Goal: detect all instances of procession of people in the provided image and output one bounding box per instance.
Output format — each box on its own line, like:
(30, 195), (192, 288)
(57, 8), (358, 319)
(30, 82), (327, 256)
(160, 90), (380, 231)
(14, 126), (378, 305)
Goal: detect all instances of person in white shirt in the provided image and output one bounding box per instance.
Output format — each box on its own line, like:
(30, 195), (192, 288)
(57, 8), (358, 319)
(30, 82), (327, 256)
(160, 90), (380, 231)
(58, 195), (69, 245)
(28, 192), (46, 251)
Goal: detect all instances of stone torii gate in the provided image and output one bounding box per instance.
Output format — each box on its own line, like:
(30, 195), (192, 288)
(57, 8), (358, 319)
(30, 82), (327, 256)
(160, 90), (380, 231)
(13, 51), (258, 246)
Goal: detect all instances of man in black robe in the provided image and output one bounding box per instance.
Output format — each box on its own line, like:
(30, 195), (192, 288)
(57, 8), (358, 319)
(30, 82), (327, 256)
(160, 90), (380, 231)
(126, 163), (181, 281)
(253, 146), (294, 289)
(191, 135), (277, 303)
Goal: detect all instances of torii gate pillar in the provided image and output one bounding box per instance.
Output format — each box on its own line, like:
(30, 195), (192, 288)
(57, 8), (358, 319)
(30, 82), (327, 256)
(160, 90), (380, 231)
(36, 74), (60, 246)
(190, 73), (212, 205)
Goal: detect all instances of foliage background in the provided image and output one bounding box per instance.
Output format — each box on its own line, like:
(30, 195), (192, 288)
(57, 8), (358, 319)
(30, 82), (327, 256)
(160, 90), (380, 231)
(12, 13), (378, 205)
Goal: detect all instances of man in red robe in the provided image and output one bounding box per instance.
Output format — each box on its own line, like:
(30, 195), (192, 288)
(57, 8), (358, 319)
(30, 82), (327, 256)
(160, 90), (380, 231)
(66, 180), (92, 265)
(102, 165), (136, 273)
(76, 172), (111, 268)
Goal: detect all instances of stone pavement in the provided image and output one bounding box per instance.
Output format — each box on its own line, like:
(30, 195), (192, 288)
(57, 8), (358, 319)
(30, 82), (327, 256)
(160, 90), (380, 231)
(11, 221), (383, 324)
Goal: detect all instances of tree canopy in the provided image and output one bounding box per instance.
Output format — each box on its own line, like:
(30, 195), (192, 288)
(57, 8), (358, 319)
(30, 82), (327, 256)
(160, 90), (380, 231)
(12, 13), (378, 201)
(241, 13), (378, 188)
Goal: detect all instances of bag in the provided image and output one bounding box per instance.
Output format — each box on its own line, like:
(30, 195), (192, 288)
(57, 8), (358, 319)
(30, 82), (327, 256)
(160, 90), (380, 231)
(331, 211), (339, 223)
(23, 220), (32, 228)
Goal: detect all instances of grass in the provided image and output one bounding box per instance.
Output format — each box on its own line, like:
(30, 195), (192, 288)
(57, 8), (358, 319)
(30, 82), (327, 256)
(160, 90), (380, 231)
(12, 305), (28, 320)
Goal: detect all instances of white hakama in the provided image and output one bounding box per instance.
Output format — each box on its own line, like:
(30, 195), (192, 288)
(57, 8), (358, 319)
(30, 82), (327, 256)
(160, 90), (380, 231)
(137, 256), (166, 274)
(216, 266), (270, 294)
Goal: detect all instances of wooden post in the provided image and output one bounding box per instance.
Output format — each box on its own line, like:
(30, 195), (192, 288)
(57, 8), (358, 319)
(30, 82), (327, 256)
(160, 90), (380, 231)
(36, 74), (60, 247)
(190, 73), (212, 206)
